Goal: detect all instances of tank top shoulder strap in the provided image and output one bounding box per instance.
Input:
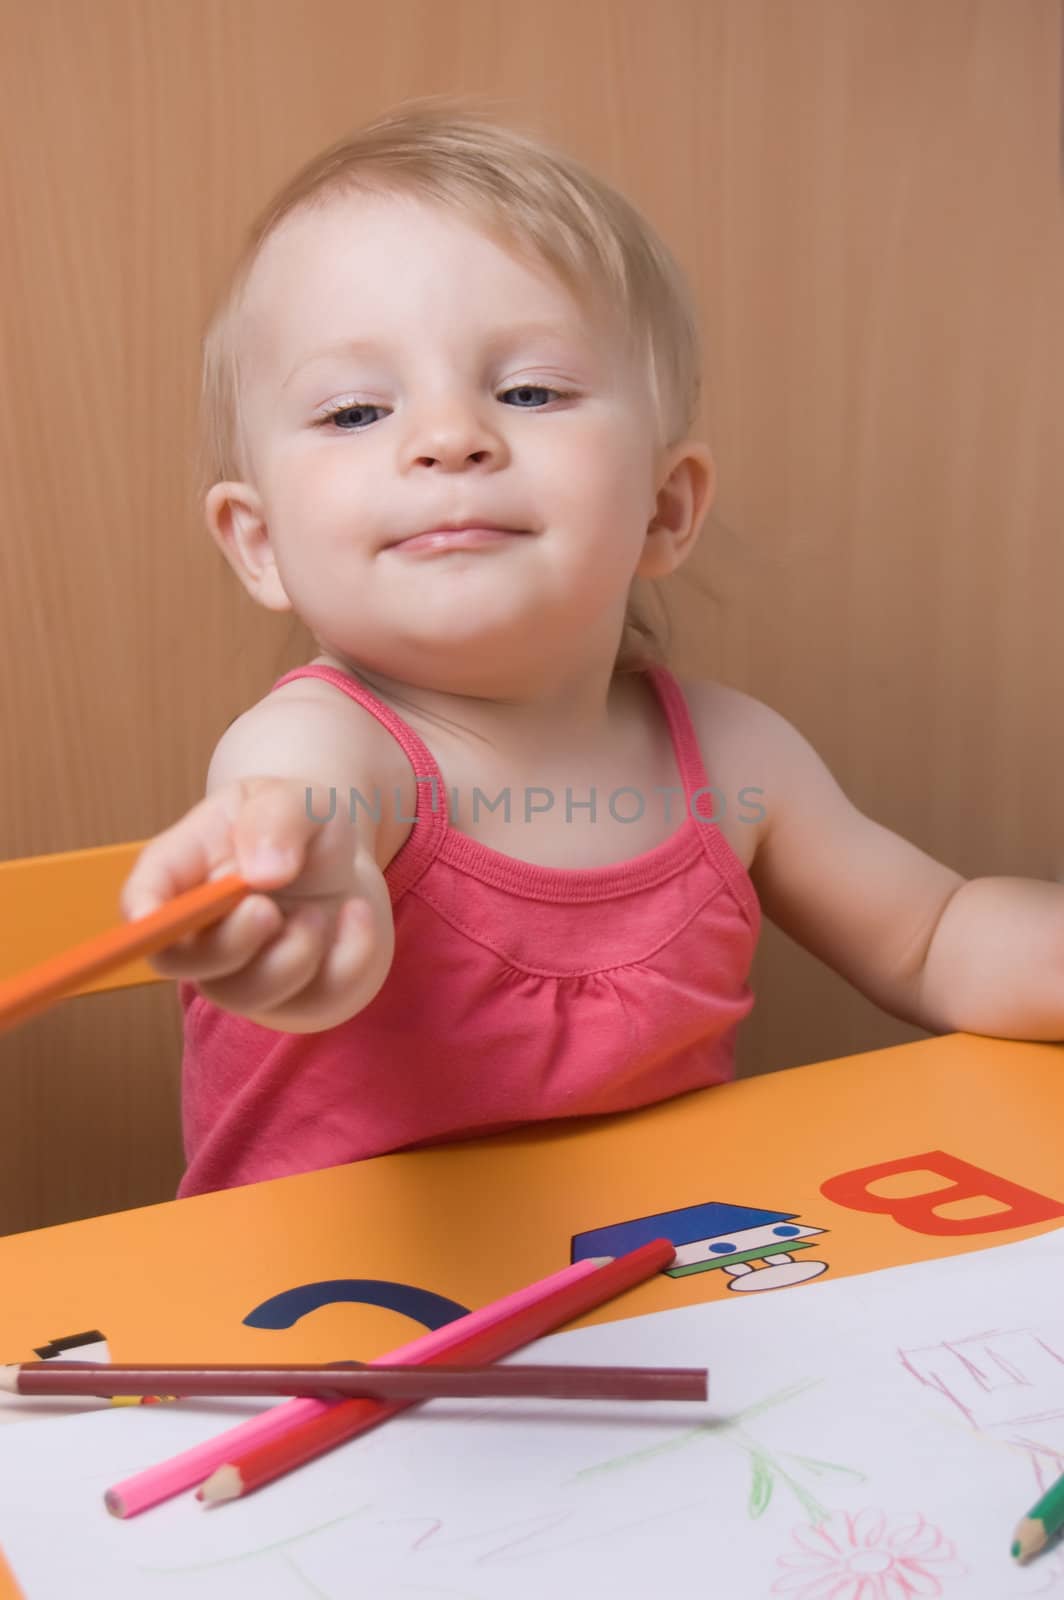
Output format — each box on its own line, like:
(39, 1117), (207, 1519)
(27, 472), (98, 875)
(643, 664), (714, 801)
(644, 663), (759, 919)
(270, 664), (447, 896)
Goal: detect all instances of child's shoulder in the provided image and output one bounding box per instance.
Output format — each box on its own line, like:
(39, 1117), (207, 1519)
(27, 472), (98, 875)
(673, 674), (825, 790)
(206, 665), (411, 863)
(213, 670), (397, 775)
(668, 674), (848, 873)
(672, 670), (794, 786)
(673, 673), (779, 740)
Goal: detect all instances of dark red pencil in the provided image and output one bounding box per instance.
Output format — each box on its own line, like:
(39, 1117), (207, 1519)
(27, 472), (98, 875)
(1, 1359), (706, 1404)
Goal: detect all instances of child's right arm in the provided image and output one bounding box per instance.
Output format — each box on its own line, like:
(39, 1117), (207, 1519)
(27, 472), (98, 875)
(119, 691), (396, 1034)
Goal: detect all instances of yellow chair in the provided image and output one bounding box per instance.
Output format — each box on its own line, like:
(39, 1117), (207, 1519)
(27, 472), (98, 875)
(0, 841), (159, 998)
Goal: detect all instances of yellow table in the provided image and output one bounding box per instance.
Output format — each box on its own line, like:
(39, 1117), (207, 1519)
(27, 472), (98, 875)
(2, 1031), (1062, 1597)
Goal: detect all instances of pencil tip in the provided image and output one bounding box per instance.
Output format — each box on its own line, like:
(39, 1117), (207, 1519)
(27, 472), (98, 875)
(198, 1465), (242, 1507)
(0, 1367), (18, 1394)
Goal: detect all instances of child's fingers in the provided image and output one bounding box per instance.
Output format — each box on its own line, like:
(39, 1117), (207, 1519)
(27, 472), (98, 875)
(120, 780), (320, 925)
(120, 798), (239, 921)
(228, 783), (337, 887)
(254, 898), (377, 1016)
(194, 897), (376, 1025)
(189, 900), (346, 1018)
(145, 893), (284, 979)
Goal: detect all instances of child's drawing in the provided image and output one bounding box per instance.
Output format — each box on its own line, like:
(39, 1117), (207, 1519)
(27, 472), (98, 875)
(899, 1326), (1064, 1587)
(574, 1378), (866, 1525)
(898, 1327), (1064, 1438)
(770, 1510), (965, 1598)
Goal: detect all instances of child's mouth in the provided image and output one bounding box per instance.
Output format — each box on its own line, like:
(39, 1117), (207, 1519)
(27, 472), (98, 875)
(388, 527), (527, 554)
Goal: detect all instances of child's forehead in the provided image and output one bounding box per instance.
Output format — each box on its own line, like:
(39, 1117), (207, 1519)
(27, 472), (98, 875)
(239, 191), (621, 367)
(254, 190), (560, 283)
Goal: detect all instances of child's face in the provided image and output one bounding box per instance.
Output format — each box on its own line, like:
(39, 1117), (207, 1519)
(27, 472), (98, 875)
(209, 192), (707, 690)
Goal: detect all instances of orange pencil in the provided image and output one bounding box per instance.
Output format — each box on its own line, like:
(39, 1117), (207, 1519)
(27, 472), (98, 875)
(198, 1237), (678, 1505)
(0, 873), (249, 1033)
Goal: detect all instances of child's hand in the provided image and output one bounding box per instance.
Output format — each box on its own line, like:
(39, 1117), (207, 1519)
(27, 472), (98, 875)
(119, 776), (394, 1032)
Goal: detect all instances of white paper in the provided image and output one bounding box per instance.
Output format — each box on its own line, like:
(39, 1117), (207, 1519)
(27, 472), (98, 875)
(3, 1229), (1064, 1599)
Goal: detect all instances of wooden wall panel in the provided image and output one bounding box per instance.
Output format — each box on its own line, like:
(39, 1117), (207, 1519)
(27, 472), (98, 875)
(1, 0), (1060, 1231)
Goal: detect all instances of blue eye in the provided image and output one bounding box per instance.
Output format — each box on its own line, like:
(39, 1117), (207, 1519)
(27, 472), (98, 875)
(317, 403), (386, 431)
(500, 385), (566, 407)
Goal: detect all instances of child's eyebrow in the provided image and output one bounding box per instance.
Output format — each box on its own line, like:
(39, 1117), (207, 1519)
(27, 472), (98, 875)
(281, 320), (593, 390)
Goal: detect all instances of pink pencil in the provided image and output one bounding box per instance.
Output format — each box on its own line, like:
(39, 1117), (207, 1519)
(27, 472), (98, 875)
(105, 1255), (608, 1518)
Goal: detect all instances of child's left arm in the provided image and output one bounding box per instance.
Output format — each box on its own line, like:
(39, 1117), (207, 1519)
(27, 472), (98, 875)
(743, 695), (1064, 1041)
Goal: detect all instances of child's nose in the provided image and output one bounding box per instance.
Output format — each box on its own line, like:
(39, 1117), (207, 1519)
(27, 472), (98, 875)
(401, 401), (506, 471)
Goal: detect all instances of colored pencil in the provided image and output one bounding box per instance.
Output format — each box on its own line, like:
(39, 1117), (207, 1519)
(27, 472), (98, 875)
(3, 1360), (706, 1403)
(105, 1254), (607, 1518)
(198, 1237), (677, 1506)
(0, 872), (249, 1033)
(1011, 1468), (1064, 1562)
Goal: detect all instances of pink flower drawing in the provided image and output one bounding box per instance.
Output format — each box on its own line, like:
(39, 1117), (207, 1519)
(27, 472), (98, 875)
(771, 1509), (965, 1599)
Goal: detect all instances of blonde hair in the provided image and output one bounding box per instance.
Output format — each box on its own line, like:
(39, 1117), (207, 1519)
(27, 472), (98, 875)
(199, 95), (705, 674)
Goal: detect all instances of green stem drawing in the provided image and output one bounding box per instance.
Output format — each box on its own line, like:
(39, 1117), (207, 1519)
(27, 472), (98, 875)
(572, 1378), (866, 1526)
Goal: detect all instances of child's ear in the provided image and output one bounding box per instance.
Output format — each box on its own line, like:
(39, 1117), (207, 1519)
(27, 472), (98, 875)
(636, 441), (716, 580)
(203, 482), (293, 613)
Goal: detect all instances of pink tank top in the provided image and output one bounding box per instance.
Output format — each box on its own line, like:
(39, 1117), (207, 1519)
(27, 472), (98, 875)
(177, 664), (761, 1196)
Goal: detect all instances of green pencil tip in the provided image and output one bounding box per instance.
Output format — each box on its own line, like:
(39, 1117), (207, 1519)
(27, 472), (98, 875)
(1010, 1540), (1021, 1560)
